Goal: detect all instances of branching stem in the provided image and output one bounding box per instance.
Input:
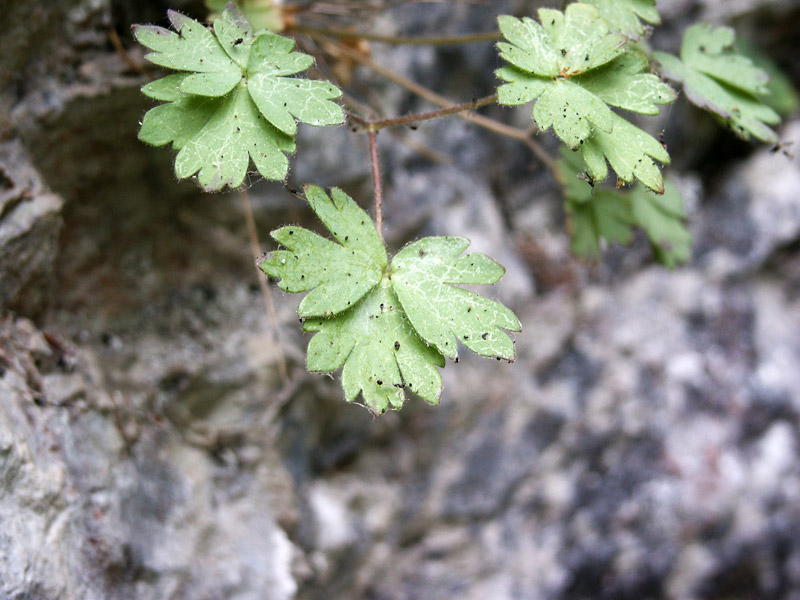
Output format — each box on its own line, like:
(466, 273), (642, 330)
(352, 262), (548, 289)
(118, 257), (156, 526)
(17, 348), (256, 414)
(323, 38), (558, 175)
(349, 94), (498, 132)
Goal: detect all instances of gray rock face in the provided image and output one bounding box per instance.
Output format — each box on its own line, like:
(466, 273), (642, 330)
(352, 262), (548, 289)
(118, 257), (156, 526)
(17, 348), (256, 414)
(0, 141), (63, 310)
(1, 1), (800, 599)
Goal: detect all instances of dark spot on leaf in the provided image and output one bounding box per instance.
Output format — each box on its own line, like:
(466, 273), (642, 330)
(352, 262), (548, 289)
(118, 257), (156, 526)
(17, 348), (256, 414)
(394, 341), (400, 350)
(560, 49), (567, 56)
(482, 333), (488, 340)
(377, 380), (383, 385)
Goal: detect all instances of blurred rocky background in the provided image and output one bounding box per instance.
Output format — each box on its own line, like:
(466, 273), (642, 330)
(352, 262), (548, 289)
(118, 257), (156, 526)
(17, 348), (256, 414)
(1, 0), (800, 598)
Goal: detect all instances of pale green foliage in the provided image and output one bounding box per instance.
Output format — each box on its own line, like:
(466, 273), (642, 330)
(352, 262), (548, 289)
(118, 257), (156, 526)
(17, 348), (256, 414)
(734, 41), (800, 117)
(134, 4), (343, 190)
(577, 53), (676, 116)
(262, 186), (387, 318)
(303, 284), (445, 413)
(629, 181), (691, 268)
(496, 4), (676, 191)
(581, 112), (670, 193)
(259, 187), (521, 413)
(559, 150), (690, 267)
(391, 238), (520, 361)
(653, 24), (780, 143)
(582, 0), (660, 39)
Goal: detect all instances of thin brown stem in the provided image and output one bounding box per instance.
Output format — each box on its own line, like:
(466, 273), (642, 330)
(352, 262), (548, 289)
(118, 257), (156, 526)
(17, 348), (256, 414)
(240, 188), (289, 383)
(108, 28), (153, 79)
(324, 38), (558, 174)
(291, 23), (501, 46)
(350, 94), (498, 132)
(368, 129), (384, 239)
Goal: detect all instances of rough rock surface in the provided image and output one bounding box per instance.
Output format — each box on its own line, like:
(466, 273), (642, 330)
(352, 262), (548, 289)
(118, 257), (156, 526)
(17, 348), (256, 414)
(0, 141), (63, 310)
(1, 1), (800, 599)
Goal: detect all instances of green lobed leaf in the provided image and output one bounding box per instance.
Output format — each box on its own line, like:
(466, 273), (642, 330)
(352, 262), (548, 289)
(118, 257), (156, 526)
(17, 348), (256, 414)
(496, 5), (626, 147)
(532, 79), (615, 147)
(582, 0), (660, 39)
(734, 40), (800, 117)
(653, 24), (780, 143)
(558, 150), (635, 257)
(629, 180), (691, 268)
(257, 187), (520, 412)
(304, 283), (445, 414)
(134, 9), (242, 97)
(558, 149), (690, 266)
(496, 4), (675, 189)
(581, 112), (670, 193)
(260, 186), (387, 318)
(134, 4), (343, 190)
(575, 52), (676, 115)
(390, 237), (521, 361)
(496, 5), (625, 80)
(679, 24), (769, 95)
(140, 77), (295, 190)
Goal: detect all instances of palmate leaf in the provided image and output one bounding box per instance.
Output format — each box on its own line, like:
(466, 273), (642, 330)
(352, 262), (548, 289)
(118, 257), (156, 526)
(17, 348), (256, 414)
(259, 187), (521, 413)
(653, 24), (780, 143)
(496, 5), (675, 189)
(140, 75), (295, 188)
(583, 0), (660, 39)
(496, 4), (625, 146)
(134, 3), (344, 190)
(559, 150), (690, 267)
